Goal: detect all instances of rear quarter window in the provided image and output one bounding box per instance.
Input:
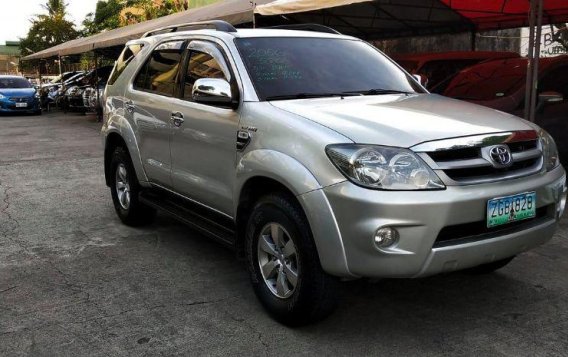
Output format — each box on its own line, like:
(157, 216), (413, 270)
(107, 44), (144, 86)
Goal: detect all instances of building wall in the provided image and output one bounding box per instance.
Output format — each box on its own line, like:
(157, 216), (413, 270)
(376, 29), (522, 55)
(520, 27), (567, 57)
(0, 55), (20, 75)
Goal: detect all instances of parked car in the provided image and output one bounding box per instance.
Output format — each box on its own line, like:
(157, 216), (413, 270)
(440, 55), (568, 166)
(41, 71), (85, 109)
(65, 66), (113, 113)
(0, 75), (41, 115)
(391, 51), (520, 90)
(102, 22), (566, 325)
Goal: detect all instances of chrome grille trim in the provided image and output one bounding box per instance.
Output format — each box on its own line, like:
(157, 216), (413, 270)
(412, 131), (543, 185)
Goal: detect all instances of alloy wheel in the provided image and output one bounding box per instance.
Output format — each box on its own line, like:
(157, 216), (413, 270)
(257, 223), (299, 299)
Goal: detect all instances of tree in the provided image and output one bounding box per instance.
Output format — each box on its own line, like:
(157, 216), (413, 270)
(82, 0), (126, 36)
(119, 0), (219, 26)
(20, 0), (79, 54)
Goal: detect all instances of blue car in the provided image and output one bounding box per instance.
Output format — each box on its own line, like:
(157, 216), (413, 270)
(0, 76), (41, 115)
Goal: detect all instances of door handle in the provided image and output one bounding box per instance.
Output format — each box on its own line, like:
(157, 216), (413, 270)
(124, 100), (135, 113)
(171, 111), (185, 127)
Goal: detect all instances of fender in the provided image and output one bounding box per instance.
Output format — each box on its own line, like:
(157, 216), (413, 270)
(236, 149), (353, 277)
(103, 105), (150, 187)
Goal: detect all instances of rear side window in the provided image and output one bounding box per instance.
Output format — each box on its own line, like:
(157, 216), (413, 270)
(108, 44), (144, 86)
(134, 41), (184, 97)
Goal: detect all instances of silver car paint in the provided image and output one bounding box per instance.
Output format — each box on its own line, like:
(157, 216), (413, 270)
(270, 94), (534, 147)
(103, 29), (567, 279)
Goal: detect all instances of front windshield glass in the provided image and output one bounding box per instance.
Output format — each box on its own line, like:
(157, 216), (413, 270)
(0, 77), (33, 89)
(235, 37), (423, 101)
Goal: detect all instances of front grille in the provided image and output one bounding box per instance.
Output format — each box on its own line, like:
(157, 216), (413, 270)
(415, 131), (543, 185)
(9, 97), (32, 103)
(445, 157), (540, 181)
(434, 205), (553, 248)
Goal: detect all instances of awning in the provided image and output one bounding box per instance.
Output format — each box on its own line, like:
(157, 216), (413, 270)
(255, 0), (568, 39)
(255, 0), (372, 16)
(24, 0), (273, 60)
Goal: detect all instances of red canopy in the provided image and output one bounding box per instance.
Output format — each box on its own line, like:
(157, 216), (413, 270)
(256, 0), (568, 40)
(442, 0), (568, 30)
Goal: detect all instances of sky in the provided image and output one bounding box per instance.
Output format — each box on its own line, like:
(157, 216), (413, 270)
(0, 0), (100, 45)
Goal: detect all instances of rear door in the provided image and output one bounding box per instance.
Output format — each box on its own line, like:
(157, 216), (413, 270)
(124, 40), (185, 187)
(169, 40), (240, 216)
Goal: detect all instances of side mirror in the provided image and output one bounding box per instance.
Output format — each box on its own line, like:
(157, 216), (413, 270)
(538, 91), (563, 104)
(413, 74), (429, 88)
(192, 78), (233, 107)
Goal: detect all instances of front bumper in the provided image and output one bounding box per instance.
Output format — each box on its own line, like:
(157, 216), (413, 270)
(309, 166), (566, 278)
(0, 98), (40, 113)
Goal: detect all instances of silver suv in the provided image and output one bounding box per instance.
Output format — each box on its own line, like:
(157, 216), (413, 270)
(102, 21), (567, 325)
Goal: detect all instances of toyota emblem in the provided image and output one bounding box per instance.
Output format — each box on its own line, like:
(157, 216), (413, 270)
(489, 145), (512, 167)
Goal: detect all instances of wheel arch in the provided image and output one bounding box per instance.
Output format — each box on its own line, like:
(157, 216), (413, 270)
(234, 150), (353, 277)
(103, 115), (148, 187)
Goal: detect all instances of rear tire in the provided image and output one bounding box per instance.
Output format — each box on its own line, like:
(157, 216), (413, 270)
(464, 256), (515, 274)
(109, 146), (156, 226)
(245, 193), (338, 326)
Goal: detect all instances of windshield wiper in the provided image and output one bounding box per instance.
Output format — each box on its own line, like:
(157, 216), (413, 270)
(265, 92), (361, 101)
(343, 88), (413, 96)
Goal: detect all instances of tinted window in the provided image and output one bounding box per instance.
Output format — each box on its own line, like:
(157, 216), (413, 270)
(0, 77), (32, 89)
(134, 42), (183, 97)
(108, 44), (143, 85)
(183, 51), (226, 100)
(235, 37), (422, 101)
(539, 65), (568, 98)
(418, 59), (480, 89)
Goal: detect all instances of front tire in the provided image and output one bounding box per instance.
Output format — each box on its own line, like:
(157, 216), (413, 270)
(109, 146), (156, 226)
(245, 193), (338, 326)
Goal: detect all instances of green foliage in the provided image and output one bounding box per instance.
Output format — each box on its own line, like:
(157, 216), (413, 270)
(82, 0), (127, 35)
(20, 0), (79, 54)
(20, 0), (79, 73)
(83, 0), (221, 34)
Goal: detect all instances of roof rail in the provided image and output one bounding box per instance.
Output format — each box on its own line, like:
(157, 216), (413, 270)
(143, 20), (237, 38)
(266, 24), (341, 35)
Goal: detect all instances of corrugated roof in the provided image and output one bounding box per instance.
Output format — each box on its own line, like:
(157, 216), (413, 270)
(0, 45), (21, 56)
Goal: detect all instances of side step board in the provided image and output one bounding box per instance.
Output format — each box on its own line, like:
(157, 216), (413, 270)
(139, 188), (236, 248)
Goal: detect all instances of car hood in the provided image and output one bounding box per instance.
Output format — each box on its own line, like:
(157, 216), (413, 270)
(269, 94), (534, 148)
(0, 88), (37, 98)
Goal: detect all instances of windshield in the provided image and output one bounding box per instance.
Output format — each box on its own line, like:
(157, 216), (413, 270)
(235, 37), (423, 101)
(0, 77), (32, 89)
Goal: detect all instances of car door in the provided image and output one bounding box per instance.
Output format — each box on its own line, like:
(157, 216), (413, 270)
(124, 40), (185, 187)
(169, 40), (240, 216)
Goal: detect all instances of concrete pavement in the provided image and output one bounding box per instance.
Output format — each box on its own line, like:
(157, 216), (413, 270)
(0, 112), (567, 356)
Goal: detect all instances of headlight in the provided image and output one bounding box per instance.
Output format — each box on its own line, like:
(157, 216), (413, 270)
(540, 130), (560, 171)
(0, 93), (4, 99)
(326, 144), (445, 190)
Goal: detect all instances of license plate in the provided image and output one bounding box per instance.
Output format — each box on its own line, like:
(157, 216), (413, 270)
(487, 192), (536, 228)
(15, 103), (28, 108)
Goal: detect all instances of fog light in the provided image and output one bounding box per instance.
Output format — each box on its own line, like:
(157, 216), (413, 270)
(374, 227), (399, 248)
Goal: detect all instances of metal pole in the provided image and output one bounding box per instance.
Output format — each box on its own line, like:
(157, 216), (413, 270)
(58, 55), (63, 77)
(529, 0), (544, 122)
(94, 52), (102, 121)
(524, 0), (537, 120)
(250, 2), (257, 28)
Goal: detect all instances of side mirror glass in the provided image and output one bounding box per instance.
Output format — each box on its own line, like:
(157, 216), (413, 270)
(192, 78), (233, 107)
(538, 91), (563, 104)
(412, 74), (429, 88)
